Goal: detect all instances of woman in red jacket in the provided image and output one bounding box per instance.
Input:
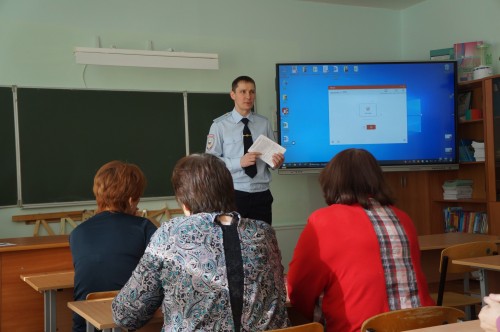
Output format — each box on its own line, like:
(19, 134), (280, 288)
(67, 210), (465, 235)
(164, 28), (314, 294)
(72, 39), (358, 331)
(287, 148), (434, 332)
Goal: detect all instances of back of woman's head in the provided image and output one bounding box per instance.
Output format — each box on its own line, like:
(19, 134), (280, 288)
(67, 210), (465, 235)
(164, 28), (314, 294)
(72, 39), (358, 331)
(319, 148), (394, 208)
(172, 153), (236, 214)
(93, 160), (146, 214)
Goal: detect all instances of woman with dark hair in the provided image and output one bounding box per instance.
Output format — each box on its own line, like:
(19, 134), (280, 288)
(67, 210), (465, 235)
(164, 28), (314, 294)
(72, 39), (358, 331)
(112, 153), (289, 331)
(287, 148), (434, 332)
(69, 160), (157, 332)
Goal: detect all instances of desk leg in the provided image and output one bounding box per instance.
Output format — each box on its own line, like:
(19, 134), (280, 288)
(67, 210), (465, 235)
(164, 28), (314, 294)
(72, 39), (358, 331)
(86, 321), (94, 332)
(44, 289), (57, 332)
(479, 268), (489, 306)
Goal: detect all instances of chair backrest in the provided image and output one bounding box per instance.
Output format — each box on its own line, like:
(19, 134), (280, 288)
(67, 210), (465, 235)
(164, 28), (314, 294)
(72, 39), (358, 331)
(436, 240), (497, 306)
(360, 306), (465, 332)
(267, 322), (324, 332)
(86, 290), (120, 300)
(439, 241), (498, 274)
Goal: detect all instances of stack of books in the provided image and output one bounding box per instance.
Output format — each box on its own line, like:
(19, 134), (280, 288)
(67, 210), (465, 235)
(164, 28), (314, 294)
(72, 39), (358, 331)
(442, 179), (473, 200)
(472, 141), (485, 161)
(443, 206), (488, 234)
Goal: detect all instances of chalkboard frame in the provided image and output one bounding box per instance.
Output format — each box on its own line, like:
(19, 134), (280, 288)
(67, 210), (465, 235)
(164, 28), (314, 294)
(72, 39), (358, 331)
(0, 86), (17, 206)
(0, 87), (235, 207)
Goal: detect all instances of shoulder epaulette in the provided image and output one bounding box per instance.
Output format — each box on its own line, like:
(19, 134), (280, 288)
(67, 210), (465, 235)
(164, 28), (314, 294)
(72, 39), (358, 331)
(213, 112), (232, 123)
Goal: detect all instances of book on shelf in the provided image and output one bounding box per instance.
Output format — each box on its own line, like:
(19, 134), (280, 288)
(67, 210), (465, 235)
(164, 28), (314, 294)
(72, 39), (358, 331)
(471, 141), (485, 161)
(454, 40), (484, 82)
(457, 91), (472, 122)
(443, 207), (488, 234)
(442, 179), (473, 187)
(443, 193), (473, 200)
(459, 139), (475, 162)
(442, 179), (473, 200)
(430, 47), (454, 61)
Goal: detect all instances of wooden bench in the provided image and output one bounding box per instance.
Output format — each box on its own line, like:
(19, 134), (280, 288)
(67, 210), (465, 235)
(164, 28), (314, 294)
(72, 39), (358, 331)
(13, 206), (184, 236)
(140, 207), (184, 227)
(12, 210), (95, 236)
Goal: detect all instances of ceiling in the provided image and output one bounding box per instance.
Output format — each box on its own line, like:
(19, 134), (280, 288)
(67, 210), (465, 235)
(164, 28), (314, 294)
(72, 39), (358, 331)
(300, 0), (427, 10)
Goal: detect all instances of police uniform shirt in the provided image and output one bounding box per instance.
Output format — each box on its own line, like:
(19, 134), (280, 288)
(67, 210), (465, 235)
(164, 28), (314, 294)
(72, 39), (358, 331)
(206, 109), (275, 193)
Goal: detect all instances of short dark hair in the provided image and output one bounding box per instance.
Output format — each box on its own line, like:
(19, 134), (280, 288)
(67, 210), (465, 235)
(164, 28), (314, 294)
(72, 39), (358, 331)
(93, 160), (146, 213)
(319, 148), (394, 208)
(172, 153), (236, 214)
(232, 75), (256, 92)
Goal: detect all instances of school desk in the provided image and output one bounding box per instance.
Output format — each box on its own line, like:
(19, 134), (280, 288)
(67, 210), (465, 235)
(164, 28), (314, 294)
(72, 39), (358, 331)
(68, 297), (163, 332)
(403, 319), (481, 332)
(452, 254), (500, 304)
(0, 235), (73, 332)
(417, 233), (500, 283)
(20, 270), (74, 332)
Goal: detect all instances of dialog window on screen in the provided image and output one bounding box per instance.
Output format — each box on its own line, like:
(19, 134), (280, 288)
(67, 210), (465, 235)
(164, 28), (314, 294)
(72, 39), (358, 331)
(328, 85), (408, 145)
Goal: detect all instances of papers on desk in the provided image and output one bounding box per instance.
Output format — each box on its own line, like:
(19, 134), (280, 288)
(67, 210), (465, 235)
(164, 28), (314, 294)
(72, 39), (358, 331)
(248, 135), (286, 168)
(0, 242), (15, 247)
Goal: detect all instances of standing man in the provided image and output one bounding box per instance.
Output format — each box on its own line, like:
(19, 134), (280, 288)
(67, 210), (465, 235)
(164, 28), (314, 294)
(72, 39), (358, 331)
(206, 76), (284, 225)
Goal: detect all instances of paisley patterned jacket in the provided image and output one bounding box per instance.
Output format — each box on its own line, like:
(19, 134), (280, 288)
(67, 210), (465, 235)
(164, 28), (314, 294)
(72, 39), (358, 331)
(112, 212), (289, 331)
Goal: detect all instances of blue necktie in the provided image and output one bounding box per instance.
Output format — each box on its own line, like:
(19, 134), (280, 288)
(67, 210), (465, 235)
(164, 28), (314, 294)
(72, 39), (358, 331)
(241, 118), (257, 178)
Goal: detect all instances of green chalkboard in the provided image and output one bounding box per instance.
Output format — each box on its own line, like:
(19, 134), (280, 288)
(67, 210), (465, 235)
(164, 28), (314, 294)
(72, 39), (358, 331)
(187, 92), (233, 153)
(17, 88), (185, 204)
(0, 87), (17, 206)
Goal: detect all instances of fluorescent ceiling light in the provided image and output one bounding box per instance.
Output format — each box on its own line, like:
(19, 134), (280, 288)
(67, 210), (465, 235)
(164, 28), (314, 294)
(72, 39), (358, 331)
(74, 47), (219, 70)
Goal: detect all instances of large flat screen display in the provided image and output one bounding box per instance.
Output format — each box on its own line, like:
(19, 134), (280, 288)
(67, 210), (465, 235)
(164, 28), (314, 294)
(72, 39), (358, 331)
(276, 61), (458, 174)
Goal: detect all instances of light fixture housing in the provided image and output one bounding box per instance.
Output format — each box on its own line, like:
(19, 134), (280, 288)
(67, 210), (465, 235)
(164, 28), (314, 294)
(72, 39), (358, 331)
(74, 47), (219, 70)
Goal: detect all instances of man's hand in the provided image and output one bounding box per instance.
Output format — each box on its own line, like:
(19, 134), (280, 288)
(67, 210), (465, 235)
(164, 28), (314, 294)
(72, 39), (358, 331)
(271, 153), (285, 169)
(241, 152), (261, 168)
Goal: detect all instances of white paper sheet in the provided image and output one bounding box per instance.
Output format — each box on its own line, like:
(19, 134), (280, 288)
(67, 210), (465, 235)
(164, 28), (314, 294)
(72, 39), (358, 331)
(248, 135), (286, 168)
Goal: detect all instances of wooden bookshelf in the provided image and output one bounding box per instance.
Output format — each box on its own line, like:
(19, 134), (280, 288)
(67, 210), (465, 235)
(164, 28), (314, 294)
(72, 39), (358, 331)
(386, 74), (500, 236)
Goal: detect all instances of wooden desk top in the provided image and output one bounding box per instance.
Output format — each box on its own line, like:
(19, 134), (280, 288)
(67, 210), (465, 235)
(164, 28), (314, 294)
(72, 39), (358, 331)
(453, 255), (500, 271)
(68, 298), (162, 330)
(0, 235), (69, 253)
(404, 319), (481, 331)
(68, 298), (117, 330)
(418, 233), (500, 251)
(20, 270), (74, 292)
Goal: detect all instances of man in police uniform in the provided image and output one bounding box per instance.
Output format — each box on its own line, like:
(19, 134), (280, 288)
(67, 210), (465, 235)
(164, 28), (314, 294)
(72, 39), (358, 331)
(206, 76), (284, 225)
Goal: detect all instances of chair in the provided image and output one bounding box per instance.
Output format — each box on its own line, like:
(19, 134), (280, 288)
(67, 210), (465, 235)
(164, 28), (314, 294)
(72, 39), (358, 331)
(267, 322), (324, 332)
(360, 306), (465, 332)
(86, 290), (120, 300)
(430, 241), (497, 319)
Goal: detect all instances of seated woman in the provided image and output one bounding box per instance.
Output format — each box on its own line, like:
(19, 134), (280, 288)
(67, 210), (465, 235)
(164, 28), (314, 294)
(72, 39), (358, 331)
(112, 153), (289, 331)
(287, 148), (434, 332)
(69, 160), (157, 332)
